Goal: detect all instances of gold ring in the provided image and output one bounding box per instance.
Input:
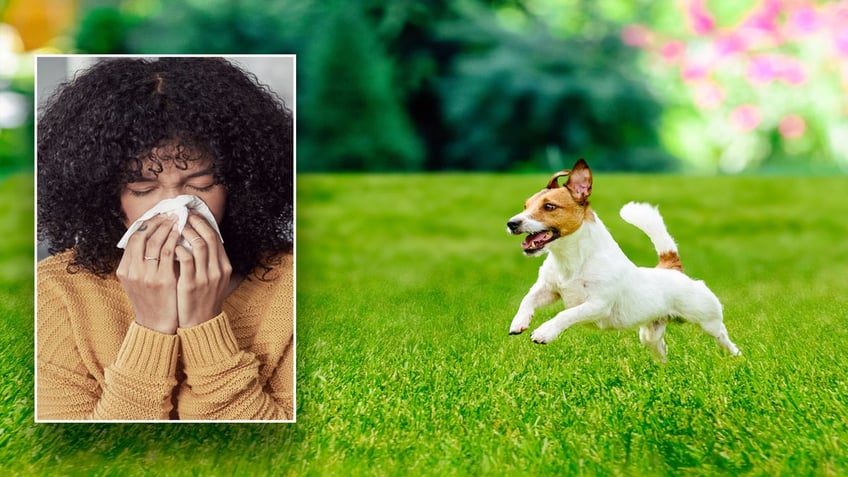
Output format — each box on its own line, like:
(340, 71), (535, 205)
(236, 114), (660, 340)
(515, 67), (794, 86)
(143, 256), (160, 261)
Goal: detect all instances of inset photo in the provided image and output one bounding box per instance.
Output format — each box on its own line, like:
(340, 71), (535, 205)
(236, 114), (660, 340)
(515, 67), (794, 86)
(35, 55), (295, 422)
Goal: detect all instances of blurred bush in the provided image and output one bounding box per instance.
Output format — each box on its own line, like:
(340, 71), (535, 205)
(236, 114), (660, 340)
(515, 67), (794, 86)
(298, 3), (423, 171)
(0, 24), (33, 177)
(61, 0), (678, 172)
(435, 5), (675, 171)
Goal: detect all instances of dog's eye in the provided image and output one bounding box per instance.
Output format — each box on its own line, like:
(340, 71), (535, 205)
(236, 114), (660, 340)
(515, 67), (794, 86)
(544, 203), (557, 211)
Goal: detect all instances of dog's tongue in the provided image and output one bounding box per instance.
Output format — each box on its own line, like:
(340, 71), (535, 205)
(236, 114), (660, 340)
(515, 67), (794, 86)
(522, 231), (552, 250)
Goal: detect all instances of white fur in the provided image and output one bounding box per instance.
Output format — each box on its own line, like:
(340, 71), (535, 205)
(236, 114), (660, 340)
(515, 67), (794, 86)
(509, 205), (741, 360)
(619, 202), (677, 254)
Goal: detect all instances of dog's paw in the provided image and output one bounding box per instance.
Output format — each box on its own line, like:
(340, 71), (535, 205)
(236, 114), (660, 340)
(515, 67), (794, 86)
(509, 315), (531, 335)
(530, 323), (560, 344)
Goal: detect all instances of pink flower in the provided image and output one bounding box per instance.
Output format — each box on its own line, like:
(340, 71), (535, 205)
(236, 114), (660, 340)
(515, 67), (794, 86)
(787, 5), (820, 35)
(834, 29), (848, 58)
(681, 60), (711, 82)
(780, 58), (807, 86)
(714, 32), (748, 58)
(685, 0), (715, 35)
(741, 0), (782, 33)
(778, 114), (806, 138)
(746, 54), (781, 85)
(661, 41), (686, 63)
(621, 25), (652, 48)
(692, 80), (725, 109)
(746, 54), (808, 86)
(727, 0), (785, 51)
(730, 104), (762, 132)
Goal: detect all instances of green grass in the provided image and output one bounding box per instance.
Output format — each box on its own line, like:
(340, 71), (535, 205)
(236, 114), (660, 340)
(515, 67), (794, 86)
(0, 174), (35, 474)
(4, 173), (848, 475)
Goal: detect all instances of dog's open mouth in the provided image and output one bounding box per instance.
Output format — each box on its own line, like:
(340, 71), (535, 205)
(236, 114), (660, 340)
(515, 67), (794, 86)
(522, 230), (559, 253)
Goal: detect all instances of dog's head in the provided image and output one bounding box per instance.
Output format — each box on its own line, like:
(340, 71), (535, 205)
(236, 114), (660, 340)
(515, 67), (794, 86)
(506, 158), (593, 256)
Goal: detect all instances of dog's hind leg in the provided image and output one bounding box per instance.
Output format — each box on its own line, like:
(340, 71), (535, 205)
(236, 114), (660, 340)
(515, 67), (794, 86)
(699, 319), (742, 356)
(674, 282), (741, 356)
(639, 320), (668, 362)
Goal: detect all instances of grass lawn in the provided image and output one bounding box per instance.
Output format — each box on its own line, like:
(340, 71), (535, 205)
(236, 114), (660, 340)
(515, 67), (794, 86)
(4, 172), (848, 475)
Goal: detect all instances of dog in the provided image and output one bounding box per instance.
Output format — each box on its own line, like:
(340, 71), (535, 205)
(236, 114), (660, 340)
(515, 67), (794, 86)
(506, 158), (740, 360)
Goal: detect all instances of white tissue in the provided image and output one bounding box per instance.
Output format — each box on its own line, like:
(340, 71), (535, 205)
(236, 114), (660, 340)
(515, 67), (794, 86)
(116, 195), (223, 250)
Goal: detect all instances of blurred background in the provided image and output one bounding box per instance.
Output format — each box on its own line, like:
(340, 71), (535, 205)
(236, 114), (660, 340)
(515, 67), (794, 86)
(2, 0), (848, 175)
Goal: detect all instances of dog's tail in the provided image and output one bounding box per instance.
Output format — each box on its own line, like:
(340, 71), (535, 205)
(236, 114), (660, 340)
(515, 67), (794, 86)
(619, 202), (683, 272)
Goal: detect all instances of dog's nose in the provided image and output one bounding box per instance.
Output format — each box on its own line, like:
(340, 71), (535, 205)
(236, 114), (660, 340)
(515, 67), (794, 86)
(507, 218), (522, 233)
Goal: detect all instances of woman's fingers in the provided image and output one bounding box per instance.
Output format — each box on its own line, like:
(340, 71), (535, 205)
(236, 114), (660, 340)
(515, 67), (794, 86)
(123, 215), (174, 256)
(180, 222), (210, 276)
(188, 214), (222, 259)
(174, 241), (196, 279)
(115, 213), (180, 334)
(175, 214), (231, 328)
(186, 213), (220, 242)
(142, 215), (179, 269)
(158, 219), (181, 266)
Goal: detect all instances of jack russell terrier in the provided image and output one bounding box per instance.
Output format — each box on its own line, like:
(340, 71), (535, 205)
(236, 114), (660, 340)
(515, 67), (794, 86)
(506, 159), (740, 360)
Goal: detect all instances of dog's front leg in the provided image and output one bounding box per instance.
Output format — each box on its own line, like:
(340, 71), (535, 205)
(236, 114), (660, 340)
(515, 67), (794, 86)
(510, 281), (559, 335)
(531, 301), (608, 344)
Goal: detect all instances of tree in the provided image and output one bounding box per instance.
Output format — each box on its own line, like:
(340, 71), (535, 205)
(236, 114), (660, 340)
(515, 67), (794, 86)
(299, 3), (423, 171)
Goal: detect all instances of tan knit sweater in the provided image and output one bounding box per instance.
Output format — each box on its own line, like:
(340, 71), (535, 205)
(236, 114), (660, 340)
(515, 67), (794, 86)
(37, 250), (294, 421)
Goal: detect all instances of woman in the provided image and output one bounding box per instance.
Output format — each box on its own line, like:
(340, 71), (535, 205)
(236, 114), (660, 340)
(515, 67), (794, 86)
(36, 57), (294, 421)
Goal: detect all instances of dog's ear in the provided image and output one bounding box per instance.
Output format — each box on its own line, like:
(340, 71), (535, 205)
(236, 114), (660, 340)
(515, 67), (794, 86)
(565, 159), (592, 204)
(546, 170), (571, 190)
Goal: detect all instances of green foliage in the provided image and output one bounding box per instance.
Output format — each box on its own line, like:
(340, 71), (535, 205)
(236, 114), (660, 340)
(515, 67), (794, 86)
(70, 1), (681, 172)
(0, 121), (32, 176)
(105, 0), (308, 54)
(74, 7), (135, 53)
(0, 77), (33, 177)
(298, 3), (424, 171)
(436, 8), (676, 171)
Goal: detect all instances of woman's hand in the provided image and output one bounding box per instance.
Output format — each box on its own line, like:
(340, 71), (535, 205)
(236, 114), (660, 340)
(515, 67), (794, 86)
(116, 214), (181, 334)
(174, 213), (233, 329)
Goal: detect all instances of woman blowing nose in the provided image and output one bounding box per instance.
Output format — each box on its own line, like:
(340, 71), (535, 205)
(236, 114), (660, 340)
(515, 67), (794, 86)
(36, 57), (294, 421)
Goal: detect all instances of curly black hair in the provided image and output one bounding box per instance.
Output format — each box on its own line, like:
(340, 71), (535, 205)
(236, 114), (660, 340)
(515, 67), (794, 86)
(37, 57), (293, 278)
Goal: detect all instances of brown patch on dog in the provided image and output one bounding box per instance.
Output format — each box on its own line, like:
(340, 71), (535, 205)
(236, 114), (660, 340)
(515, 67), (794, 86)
(546, 170), (572, 190)
(523, 188), (591, 238)
(658, 251), (683, 272)
(513, 159), (596, 250)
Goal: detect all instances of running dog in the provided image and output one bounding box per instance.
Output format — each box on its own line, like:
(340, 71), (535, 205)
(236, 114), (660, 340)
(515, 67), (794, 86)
(506, 159), (740, 360)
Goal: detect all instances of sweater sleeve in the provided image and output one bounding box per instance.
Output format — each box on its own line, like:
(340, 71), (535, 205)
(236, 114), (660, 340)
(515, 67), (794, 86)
(37, 269), (180, 421)
(176, 312), (294, 420)
(93, 323), (180, 420)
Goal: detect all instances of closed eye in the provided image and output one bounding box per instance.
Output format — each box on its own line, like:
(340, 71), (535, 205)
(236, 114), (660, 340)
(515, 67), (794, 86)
(188, 183), (217, 193)
(128, 188), (154, 197)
